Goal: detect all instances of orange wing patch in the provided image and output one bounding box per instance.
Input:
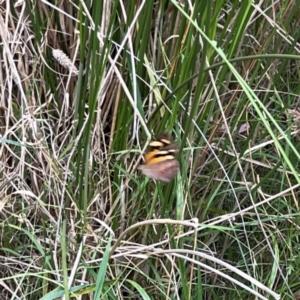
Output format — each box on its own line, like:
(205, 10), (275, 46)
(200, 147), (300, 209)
(138, 133), (179, 182)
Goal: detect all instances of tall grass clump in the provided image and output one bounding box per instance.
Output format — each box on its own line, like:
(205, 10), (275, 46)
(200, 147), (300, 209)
(1, 0), (300, 299)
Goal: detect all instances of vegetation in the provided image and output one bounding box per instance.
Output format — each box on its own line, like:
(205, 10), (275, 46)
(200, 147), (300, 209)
(1, 0), (300, 299)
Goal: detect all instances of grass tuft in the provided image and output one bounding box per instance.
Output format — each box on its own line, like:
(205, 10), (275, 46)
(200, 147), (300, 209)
(1, 1), (300, 299)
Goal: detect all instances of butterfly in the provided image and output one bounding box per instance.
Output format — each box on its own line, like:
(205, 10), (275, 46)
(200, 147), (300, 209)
(138, 132), (179, 182)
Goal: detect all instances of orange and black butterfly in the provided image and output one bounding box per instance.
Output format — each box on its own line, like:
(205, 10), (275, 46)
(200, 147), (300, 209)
(138, 132), (179, 182)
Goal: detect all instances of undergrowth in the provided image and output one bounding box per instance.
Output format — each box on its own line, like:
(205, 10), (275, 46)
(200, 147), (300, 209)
(1, 1), (300, 299)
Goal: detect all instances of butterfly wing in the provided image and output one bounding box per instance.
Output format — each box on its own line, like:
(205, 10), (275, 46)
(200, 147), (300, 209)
(139, 133), (179, 182)
(138, 159), (179, 182)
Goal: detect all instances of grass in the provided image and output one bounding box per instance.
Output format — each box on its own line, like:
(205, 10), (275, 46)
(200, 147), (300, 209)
(1, 0), (300, 299)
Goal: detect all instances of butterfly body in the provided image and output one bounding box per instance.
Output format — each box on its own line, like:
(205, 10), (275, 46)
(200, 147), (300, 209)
(138, 133), (179, 182)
